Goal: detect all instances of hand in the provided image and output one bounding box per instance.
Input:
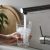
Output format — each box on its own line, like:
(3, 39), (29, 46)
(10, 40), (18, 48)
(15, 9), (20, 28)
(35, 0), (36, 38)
(9, 32), (23, 41)
(8, 32), (32, 45)
(9, 32), (32, 42)
(3, 36), (17, 45)
(1, 32), (32, 45)
(1, 32), (23, 45)
(7, 32), (23, 45)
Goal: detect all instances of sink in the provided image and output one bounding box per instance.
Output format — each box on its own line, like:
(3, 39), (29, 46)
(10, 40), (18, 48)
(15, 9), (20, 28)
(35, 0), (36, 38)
(0, 45), (36, 50)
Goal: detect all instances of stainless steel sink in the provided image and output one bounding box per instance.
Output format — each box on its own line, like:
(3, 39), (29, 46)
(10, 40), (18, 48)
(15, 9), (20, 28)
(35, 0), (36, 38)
(0, 45), (36, 50)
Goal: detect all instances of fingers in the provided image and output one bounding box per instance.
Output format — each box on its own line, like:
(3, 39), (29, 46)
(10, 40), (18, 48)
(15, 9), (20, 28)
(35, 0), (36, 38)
(3, 36), (17, 45)
(4, 32), (32, 45)
(0, 33), (23, 45)
(29, 33), (32, 39)
(9, 32), (20, 36)
(9, 32), (21, 38)
(7, 37), (17, 43)
(18, 37), (23, 41)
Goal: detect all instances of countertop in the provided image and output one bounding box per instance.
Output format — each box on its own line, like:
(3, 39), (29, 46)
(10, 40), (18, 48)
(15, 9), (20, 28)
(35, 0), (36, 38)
(0, 45), (37, 50)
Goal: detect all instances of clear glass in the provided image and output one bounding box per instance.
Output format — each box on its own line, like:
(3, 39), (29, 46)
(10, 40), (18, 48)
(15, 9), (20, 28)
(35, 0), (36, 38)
(16, 23), (32, 47)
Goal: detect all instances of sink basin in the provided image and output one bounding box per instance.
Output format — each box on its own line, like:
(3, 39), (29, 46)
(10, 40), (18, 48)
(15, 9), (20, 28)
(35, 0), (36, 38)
(0, 45), (36, 50)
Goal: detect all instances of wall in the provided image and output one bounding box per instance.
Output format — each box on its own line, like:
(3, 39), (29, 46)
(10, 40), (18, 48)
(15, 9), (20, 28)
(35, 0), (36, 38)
(0, 0), (50, 49)
(0, 0), (50, 9)
(27, 10), (50, 49)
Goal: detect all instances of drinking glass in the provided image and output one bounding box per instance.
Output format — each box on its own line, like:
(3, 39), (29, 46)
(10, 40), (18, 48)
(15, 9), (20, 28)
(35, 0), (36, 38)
(16, 23), (32, 47)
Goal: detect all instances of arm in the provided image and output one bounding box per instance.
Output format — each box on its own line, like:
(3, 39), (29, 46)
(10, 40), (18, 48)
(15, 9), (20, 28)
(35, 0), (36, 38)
(0, 34), (8, 41)
(0, 32), (32, 45)
(0, 34), (17, 45)
(0, 34), (9, 45)
(0, 33), (22, 45)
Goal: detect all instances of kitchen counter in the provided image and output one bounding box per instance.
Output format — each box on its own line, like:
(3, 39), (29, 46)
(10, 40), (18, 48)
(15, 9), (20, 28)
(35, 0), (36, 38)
(0, 45), (37, 50)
